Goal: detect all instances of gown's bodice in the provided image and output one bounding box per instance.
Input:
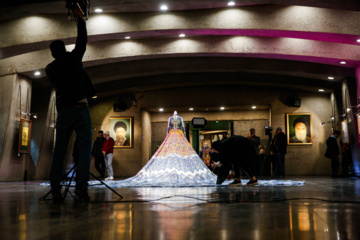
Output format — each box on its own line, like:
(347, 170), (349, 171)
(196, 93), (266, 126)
(169, 117), (182, 130)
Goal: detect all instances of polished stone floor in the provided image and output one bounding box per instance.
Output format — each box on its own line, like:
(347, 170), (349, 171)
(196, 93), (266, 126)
(0, 177), (360, 240)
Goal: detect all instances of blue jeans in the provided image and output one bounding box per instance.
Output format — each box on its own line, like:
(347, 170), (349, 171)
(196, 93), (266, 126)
(273, 153), (285, 177)
(50, 103), (92, 190)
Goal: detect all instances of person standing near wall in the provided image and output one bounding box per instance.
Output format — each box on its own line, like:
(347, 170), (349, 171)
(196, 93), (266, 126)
(46, 8), (94, 203)
(102, 131), (115, 180)
(91, 130), (105, 178)
(270, 127), (287, 178)
(325, 130), (341, 178)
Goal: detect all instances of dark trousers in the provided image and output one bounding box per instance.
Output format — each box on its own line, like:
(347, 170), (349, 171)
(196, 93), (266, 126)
(94, 155), (105, 177)
(331, 155), (339, 177)
(231, 151), (256, 179)
(273, 153), (285, 177)
(50, 103), (92, 191)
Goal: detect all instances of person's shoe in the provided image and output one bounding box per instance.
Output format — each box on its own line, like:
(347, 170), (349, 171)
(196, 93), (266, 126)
(74, 185), (90, 202)
(246, 179), (259, 186)
(228, 179), (242, 187)
(105, 176), (114, 180)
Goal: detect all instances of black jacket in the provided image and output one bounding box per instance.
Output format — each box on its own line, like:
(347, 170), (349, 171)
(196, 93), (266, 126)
(325, 136), (339, 158)
(271, 132), (287, 155)
(46, 19), (91, 110)
(91, 137), (105, 157)
(216, 135), (258, 165)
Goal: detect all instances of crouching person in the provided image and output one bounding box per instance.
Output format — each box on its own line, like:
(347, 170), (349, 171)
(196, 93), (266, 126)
(211, 136), (259, 187)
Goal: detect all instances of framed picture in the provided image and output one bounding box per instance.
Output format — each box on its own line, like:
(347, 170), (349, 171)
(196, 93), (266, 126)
(286, 113), (312, 145)
(18, 119), (32, 153)
(109, 117), (133, 148)
(341, 120), (349, 144)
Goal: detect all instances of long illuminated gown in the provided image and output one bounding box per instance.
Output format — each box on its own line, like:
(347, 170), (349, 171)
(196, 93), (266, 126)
(111, 114), (217, 187)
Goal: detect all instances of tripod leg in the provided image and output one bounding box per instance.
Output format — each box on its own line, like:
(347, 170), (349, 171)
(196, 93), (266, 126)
(89, 172), (123, 200)
(39, 165), (77, 201)
(62, 166), (77, 200)
(39, 189), (53, 201)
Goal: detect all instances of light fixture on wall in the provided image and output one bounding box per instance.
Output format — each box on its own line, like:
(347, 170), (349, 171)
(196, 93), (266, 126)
(320, 121), (332, 126)
(21, 112), (37, 119)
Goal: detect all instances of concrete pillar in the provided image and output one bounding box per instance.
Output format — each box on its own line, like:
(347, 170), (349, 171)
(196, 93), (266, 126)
(0, 74), (32, 181)
(141, 110), (151, 167)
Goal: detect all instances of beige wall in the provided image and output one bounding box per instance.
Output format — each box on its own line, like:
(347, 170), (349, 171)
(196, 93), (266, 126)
(0, 84), (335, 180)
(84, 86), (335, 177)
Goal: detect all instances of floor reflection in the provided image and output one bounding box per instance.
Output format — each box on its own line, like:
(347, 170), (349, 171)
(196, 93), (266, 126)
(0, 178), (360, 240)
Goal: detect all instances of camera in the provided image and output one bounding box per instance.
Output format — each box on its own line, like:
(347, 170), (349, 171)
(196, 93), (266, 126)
(264, 126), (273, 136)
(66, 0), (90, 20)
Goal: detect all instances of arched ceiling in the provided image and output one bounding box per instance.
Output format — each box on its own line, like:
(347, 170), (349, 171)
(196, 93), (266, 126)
(1, 0), (360, 98)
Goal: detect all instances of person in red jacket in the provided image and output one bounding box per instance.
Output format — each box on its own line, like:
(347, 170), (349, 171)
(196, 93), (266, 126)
(102, 131), (115, 180)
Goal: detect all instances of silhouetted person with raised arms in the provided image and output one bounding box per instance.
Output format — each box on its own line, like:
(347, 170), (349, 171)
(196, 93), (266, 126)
(46, 8), (95, 203)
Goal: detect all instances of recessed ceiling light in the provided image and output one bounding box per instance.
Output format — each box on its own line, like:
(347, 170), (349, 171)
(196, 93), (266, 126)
(220, 107), (225, 110)
(347, 107), (351, 112)
(92, 96), (97, 99)
(179, 33), (186, 38)
(357, 39), (360, 43)
(125, 36), (131, 39)
(340, 61), (346, 64)
(94, 8), (103, 13)
(189, 108), (194, 111)
(34, 71), (40, 76)
(318, 89), (324, 92)
(160, 5), (168, 11)
(328, 76), (334, 80)
(252, 106), (256, 109)
(159, 108), (164, 112)
(227, 1), (235, 6)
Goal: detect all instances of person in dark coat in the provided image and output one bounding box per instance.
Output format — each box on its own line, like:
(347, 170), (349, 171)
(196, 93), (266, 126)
(325, 130), (341, 178)
(211, 135), (259, 187)
(91, 130), (105, 178)
(270, 127), (287, 178)
(46, 8), (94, 202)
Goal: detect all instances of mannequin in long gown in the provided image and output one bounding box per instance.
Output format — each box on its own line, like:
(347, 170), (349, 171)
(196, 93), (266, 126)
(113, 111), (217, 186)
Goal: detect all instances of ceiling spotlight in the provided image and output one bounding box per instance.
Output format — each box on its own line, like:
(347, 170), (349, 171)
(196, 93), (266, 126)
(347, 107), (351, 112)
(189, 108), (194, 111)
(220, 107), (225, 110)
(340, 61), (346, 64)
(34, 71), (41, 76)
(328, 76), (334, 80)
(94, 8), (103, 13)
(179, 33), (186, 38)
(252, 106), (256, 109)
(125, 36), (131, 39)
(331, 116), (335, 120)
(32, 114), (37, 119)
(318, 89), (324, 92)
(357, 39), (360, 43)
(227, 1), (235, 6)
(159, 108), (164, 112)
(160, 5), (168, 11)
(92, 96), (97, 99)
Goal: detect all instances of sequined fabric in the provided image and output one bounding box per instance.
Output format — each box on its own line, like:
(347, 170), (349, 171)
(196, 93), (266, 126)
(111, 129), (217, 187)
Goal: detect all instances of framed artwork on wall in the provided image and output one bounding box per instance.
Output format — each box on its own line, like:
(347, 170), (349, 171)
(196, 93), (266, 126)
(18, 119), (32, 153)
(286, 113), (312, 145)
(341, 120), (349, 144)
(109, 117), (133, 148)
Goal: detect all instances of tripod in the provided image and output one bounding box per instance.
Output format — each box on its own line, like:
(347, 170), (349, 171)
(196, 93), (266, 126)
(39, 165), (123, 202)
